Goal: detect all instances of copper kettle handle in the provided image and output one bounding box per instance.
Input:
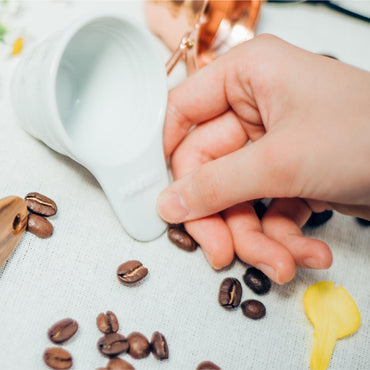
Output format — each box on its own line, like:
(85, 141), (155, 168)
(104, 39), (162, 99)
(166, 30), (198, 75)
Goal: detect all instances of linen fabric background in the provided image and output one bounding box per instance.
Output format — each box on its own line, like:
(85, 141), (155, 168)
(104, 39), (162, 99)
(0, 1), (369, 369)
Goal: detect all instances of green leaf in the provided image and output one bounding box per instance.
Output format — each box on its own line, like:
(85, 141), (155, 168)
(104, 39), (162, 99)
(0, 24), (7, 39)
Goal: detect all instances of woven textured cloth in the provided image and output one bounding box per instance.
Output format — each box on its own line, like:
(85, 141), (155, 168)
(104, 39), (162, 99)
(0, 2), (369, 369)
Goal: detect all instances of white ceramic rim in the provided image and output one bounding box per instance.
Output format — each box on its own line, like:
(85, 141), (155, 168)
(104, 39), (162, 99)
(47, 12), (168, 168)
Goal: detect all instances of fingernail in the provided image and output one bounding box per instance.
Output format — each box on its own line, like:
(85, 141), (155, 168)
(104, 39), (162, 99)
(303, 258), (320, 269)
(157, 191), (189, 223)
(256, 263), (278, 283)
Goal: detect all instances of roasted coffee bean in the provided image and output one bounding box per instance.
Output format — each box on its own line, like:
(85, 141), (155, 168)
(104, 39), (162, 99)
(150, 331), (169, 360)
(43, 347), (72, 369)
(106, 358), (135, 370)
(167, 224), (198, 252)
(196, 361), (221, 370)
(27, 213), (53, 238)
(356, 217), (370, 226)
(243, 267), (271, 295)
(117, 260), (148, 285)
(306, 210), (333, 227)
(97, 333), (129, 357)
(25, 192), (57, 217)
(254, 201), (267, 220)
(97, 311), (119, 334)
(127, 332), (150, 359)
(241, 299), (266, 320)
(218, 278), (242, 309)
(48, 318), (78, 344)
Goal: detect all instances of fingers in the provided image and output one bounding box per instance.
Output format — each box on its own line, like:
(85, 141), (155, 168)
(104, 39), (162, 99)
(171, 110), (248, 178)
(163, 33), (306, 158)
(223, 202), (296, 284)
(157, 133), (300, 224)
(168, 110), (248, 270)
(162, 34), (268, 157)
(163, 54), (231, 157)
(185, 215), (235, 270)
(261, 198), (333, 269)
(222, 198), (333, 284)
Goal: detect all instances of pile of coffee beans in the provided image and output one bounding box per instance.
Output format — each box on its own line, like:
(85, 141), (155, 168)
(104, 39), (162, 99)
(96, 310), (169, 368)
(25, 192), (57, 238)
(167, 224), (198, 252)
(43, 311), (169, 369)
(43, 318), (78, 369)
(218, 267), (271, 320)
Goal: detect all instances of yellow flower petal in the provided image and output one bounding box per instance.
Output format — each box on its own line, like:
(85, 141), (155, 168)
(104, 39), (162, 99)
(304, 281), (361, 370)
(11, 37), (23, 55)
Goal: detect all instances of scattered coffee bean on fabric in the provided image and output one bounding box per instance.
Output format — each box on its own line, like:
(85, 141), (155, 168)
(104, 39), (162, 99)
(243, 267), (271, 295)
(43, 347), (72, 369)
(218, 278), (242, 309)
(150, 331), (169, 360)
(127, 332), (150, 359)
(106, 357), (135, 370)
(167, 224), (198, 252)
(25, 192), (57, 216)
(48, 318), (78, 344)
(97, 311), (119, 334)
(306, 210), (333, 227)
(241, 299), (266, 320)
(117, 260), (148, 285)
(27, 213), (53, 238)
(196, 361), (221, 370)
(97, 333), (129, 357)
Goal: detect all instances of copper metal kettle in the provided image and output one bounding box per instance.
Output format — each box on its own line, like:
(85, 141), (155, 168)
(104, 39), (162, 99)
(145, 0), (263, 75)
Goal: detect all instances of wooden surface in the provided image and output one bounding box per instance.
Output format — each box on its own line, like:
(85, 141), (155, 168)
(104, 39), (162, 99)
(0, 196), (28, 267)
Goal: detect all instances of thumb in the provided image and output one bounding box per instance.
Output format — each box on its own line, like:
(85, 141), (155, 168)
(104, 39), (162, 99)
(157, 135), (301, 223)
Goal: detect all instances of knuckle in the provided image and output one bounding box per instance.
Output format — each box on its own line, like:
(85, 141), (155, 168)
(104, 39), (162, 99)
(254, 33), (280, 44)
(167, 93), (193, 128)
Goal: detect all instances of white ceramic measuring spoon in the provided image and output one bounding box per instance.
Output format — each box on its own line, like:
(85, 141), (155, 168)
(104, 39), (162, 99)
(11, 14), (169, 241)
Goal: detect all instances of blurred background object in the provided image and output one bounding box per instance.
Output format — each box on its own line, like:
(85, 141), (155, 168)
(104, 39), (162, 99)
(146, 0), (263, 75)
(267, 1), (370, 23)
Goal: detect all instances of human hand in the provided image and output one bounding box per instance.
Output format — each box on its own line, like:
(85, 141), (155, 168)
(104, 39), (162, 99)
(157, 35), (370, 284)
